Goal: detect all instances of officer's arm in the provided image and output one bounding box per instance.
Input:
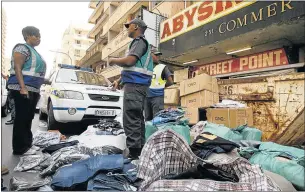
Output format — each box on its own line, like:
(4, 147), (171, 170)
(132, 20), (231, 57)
(109, 39), (146, 67)
(13, 52), (27, 90)
(165, 76), (174, 87)
(109, 56), (137, 67)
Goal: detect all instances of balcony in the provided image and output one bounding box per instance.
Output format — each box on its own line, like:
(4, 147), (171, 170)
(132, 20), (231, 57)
(102, 1), (148, 37)
(102, 29), (131, 60)
(79, 35), (107, 67)
(89, 1), (97, 9)
(88, 1), (105, 24)
(88, 12), (109, 39)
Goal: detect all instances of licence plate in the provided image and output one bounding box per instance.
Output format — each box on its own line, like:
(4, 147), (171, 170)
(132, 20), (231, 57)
(95, 110), (116, 116)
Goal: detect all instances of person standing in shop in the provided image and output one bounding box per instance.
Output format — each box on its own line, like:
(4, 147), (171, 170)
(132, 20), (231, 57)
(145, 47), (173, 121)
(108, 18), (153, 160)
(7, 26), (47, 155)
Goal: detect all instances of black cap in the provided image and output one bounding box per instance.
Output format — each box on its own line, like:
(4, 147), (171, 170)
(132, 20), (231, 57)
(124, 18), (147, 29)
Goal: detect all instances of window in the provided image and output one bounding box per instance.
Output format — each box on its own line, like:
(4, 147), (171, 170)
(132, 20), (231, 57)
(56, 69), (110, 87)
(75, 50), (80, 57)
(75, 40), (81, 45)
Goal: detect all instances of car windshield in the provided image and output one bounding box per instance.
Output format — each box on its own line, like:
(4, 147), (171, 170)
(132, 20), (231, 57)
(56, 69), (110, 87)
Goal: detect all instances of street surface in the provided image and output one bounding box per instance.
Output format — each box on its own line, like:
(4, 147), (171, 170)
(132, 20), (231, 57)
(1, 114), (47, 188)
(1, 113), (87, 189)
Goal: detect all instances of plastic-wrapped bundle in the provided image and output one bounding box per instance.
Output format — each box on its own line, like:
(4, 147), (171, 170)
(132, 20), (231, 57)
(14, 153), (51, 172)
(9, 177), (51, 191)
(40, 154), (89, 178)
(40, 146), (89, 178)
(33, 131), (61, 148)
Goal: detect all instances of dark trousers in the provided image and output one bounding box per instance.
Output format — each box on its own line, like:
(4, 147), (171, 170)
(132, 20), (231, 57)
(11, 90), (40, 154)
(144, 96), (164, 121)
(123, 83), (148, 156)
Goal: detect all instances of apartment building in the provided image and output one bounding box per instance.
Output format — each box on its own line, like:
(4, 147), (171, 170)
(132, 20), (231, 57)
(53, 23), (94, 70)
(80, 1), (192, 81)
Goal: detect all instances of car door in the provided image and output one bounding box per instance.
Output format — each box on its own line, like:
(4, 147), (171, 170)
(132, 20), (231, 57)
(41, 71), (57, 113)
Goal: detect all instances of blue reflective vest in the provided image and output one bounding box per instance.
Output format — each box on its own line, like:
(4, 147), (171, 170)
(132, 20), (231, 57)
(8, 43), (46, 89)
(121, 37), (153, 85)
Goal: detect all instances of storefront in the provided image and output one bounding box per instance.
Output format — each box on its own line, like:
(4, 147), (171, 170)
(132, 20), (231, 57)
(159, 0), (305, 144)
(159, 0), (305, 75)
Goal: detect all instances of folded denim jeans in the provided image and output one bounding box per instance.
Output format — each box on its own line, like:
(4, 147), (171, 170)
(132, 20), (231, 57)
(87, 158), (138, 191)
(87, 174), (133, 191)
(51, 154), (124, 190)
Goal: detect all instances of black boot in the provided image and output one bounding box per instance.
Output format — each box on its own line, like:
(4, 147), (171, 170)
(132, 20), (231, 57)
(5, 119), (14, 125)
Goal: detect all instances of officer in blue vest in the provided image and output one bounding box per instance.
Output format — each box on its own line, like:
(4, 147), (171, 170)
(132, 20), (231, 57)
(109, 18), (153, 159)
(145, 47), (173, 121)
(7, 26), (47, 155)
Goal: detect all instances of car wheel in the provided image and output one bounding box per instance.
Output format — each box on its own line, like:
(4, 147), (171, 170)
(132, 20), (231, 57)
(47, 102), (61, 130)
(39, 110), (47, 121)
(1, 102), (8, 117)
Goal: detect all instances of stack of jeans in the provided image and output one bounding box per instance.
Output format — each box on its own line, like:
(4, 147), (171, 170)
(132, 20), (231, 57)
(87, 159), (139, 191)
(152, 108), (185, 126)
(51, 154), (139, 191)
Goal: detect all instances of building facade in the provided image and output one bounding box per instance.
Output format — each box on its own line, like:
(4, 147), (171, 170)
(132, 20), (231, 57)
(80, 1), (192, 81)
(1, 8), (9, 76)
(53, 23), (94, 70)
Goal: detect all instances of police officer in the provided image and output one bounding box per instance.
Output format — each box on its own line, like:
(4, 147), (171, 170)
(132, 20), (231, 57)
(145, 47), (174, 121)
(109, 18), (153, 159)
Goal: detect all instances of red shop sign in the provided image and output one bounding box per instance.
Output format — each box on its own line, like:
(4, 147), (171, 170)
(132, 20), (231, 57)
(191, 48), (289, 76)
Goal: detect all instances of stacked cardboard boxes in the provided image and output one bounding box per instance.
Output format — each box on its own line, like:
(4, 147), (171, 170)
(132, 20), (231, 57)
(180, 73), (219, 124)
(164, 85), (180, 108)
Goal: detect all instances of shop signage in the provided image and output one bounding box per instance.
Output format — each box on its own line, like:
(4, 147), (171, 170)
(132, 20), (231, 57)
(160, 0), (256, 43)
(159, 0), (301, 59)
(191, 48), (289, 76)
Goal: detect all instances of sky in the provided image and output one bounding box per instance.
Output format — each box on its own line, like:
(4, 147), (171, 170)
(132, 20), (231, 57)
(2, 2), (93, 76)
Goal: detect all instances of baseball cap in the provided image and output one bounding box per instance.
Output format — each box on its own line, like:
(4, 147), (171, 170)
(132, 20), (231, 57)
(151, 46), (162, 56)
(124, 18), (147, 29)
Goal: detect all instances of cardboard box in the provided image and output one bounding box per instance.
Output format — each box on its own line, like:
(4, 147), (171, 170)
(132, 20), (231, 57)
(212, 77), (219, 93)
(206, 107), (254, 128)
(164, 86), (180, 105)
(174, 68), (189, 83)
(180, 73), (212, 96)
(181, 90), (214, 108)
(213, 93), (220, 104)
(184, 107), (199, 125)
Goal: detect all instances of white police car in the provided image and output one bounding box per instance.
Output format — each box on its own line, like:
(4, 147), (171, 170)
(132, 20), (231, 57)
(39, 64), (123, 130)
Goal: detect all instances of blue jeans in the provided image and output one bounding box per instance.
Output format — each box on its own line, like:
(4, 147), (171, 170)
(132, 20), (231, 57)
(51, 154), (124, 190)
(87, 159), (138, 191)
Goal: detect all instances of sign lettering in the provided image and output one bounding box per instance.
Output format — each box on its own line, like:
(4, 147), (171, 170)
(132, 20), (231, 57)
(191, 48), (289, 76)
(160, 1), (255, 43)
(160, 0), (295, 43)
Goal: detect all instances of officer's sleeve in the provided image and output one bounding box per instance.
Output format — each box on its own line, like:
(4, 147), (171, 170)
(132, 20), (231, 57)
(161, 66), (173, 80)
(127, 39), (148, 62)
(13, 44), (31, 61)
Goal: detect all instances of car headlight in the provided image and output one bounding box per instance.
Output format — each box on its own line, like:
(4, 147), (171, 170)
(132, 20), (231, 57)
(58, 91), (84, 100)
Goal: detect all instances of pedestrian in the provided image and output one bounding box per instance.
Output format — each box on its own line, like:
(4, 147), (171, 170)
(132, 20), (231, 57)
(7, 26), (47, 155)
(108, 18), (153, 160)
(5, 89), (15, 125)
(145, 46), (174, 121)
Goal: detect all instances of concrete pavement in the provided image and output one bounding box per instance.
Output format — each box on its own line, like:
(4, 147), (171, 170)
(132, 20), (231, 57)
(1, 114), (48, 189)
